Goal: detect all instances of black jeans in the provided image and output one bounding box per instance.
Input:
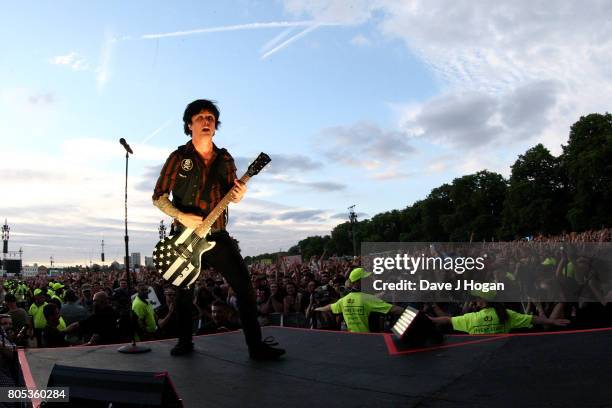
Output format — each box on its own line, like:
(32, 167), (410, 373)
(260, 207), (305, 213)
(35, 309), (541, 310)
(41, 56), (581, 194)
(176, 230), (262, 349)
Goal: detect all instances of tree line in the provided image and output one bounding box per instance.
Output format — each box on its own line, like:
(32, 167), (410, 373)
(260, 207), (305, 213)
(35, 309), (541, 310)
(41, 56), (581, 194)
(246, 113), (611, 263)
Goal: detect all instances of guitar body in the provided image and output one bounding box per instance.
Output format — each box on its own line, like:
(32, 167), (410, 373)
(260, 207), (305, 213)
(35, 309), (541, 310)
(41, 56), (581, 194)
(153, 227), (216, 288)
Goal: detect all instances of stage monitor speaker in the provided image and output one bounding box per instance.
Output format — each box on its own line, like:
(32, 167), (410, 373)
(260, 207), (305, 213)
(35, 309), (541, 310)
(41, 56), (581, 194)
(391, 306), (443, 348)
(44, 364), (182, 407)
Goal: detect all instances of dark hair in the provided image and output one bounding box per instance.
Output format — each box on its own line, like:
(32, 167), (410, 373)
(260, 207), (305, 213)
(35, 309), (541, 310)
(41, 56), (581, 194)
(64, 290), (78, 303)
(183, 99), (221, 135)
(492, 303), (509, 324)
(49, 298), (62, 309)
(4, 293), (16, 303)
(43, 303), (58, 319)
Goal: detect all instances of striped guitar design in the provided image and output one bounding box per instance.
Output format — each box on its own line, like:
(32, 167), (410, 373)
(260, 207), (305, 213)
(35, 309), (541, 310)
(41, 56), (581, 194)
(153, 152), (271, 288)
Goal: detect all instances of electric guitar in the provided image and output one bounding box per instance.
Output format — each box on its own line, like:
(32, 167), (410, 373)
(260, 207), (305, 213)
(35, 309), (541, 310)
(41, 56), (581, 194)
(153, 152), (271, 288)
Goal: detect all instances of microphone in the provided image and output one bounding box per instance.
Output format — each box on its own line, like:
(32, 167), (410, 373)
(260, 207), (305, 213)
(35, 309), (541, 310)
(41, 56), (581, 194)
(119, 138), (133, 154)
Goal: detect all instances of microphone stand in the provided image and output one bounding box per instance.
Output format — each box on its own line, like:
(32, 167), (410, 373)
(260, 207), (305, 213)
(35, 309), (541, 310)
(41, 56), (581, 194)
(118, 145), (151, 354)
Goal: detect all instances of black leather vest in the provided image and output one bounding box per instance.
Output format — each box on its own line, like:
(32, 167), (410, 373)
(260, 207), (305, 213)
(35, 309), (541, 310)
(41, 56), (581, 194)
(171, 144), (232, 217)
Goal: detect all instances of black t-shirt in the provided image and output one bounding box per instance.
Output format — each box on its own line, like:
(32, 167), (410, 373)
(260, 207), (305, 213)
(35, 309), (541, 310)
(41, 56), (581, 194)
(79, 306), (119, 345)
(41, 326), (69, 348)
(155, 305), (180, 339)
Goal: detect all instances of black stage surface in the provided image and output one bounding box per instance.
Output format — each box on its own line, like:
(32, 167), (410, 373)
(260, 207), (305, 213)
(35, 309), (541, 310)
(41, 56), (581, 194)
(19, 326), (612, 407)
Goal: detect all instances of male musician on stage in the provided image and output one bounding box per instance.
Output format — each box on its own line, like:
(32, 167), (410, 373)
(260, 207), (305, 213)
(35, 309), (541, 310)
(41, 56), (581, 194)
(152, 99), (285, 359)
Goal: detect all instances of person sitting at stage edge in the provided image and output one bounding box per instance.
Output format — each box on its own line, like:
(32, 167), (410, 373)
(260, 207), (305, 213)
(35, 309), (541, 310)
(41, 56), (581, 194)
(65, 291), (120, 345)
(197, 300), (240, 335)
(315, 268), (404, 332)
(428, 291), (570, 334)
(132, 283), (157, 341)
(41, 303), (68, 348)
(156, 286), (182, 339)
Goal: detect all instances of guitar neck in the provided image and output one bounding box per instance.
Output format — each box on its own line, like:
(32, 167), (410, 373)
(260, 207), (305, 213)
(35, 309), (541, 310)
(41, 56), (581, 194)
(194, 174), (251, 236)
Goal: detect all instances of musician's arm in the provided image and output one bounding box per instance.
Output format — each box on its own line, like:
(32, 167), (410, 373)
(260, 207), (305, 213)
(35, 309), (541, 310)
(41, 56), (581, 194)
(153, 194), (201, 229)
(152, 152), (202, 229)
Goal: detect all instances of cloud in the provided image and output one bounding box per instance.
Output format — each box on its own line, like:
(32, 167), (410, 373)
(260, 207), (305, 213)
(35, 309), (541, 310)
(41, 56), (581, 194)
(50, 52), (89, 71)
(240, 212), (276, 223)
(316, 121), (415, 177)
(235, 153), (342, 191)
(96, 30), (116, 90)
(277, 210), (326, 222)
(235, 153), (322, 175)
(286, 1), (612, 154)
(282, 0), (377, 25)
(0, 169), (55, 183)
(370, 170), (412, 180)
(49, 32), (116, 90)
(8, 218), (158, 266)
(402, 91), (502, 148)
(265, 176), (346, 192)
(400, 79), (560, 149)
(351, 34), (371, 46)
(500, 80), (560, 132)
(28, 92), (55, 105)
(135, 165), (162, 192)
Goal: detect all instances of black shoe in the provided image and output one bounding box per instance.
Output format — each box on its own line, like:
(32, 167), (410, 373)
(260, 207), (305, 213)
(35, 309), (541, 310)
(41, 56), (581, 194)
(249, 336), (285, 360)
(170, 342), (194, 356)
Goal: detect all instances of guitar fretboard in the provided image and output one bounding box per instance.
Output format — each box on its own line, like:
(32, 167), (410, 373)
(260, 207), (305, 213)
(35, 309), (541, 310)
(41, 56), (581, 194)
(194, 174), (251, 237)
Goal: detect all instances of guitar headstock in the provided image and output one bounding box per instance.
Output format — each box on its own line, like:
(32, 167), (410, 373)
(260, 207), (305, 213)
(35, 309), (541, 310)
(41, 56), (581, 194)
(246, 152), (271, 177)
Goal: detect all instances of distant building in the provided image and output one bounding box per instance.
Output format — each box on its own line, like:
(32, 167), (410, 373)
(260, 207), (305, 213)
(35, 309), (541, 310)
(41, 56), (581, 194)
(145, 256), (154, 268)
(131, 252), (141, 268)
(22, 264), (39, 277)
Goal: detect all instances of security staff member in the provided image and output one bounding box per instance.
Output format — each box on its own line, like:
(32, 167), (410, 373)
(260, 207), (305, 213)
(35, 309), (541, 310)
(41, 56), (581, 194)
(315, 268), (403, 332)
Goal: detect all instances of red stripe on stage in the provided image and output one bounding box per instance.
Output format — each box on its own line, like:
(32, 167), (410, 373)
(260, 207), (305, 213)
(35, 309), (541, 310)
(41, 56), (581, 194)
(384, 326), (612, 356)
(384, 333), (504, 356)
(448, 326), (612, 337)
(18, 348), (41, 408)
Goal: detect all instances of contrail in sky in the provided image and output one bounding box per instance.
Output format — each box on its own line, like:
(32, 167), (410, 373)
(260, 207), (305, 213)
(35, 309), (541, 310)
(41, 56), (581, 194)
(141, 21), (337, 39)
(140, 118), (173, 145)
(260, 25), (320, 60)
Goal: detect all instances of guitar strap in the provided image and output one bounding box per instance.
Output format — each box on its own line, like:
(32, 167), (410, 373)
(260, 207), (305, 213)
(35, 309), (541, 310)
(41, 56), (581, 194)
(201, 149), (231, 226)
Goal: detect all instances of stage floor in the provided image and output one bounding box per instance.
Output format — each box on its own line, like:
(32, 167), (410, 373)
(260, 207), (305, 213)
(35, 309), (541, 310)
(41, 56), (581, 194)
(19, 326), (612, 407)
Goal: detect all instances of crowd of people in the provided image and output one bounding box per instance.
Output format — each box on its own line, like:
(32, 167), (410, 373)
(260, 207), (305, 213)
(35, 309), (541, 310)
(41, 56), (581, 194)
(0, 228), (611, 352)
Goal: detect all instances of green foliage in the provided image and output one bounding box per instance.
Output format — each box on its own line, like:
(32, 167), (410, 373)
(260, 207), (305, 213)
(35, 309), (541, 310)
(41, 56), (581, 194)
(441, 171), (507, 241)
(296, 235), (330, 259)
(561, 113), (612, 230)
(501, 144), (568, 238)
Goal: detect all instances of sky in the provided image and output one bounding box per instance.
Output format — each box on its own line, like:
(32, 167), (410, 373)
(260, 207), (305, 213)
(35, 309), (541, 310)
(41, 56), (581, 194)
(1, 1), (611, 266)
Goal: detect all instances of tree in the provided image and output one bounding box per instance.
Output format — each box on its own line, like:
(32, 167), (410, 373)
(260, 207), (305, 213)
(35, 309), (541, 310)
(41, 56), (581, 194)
(328, 222), (354, 256)
(441, 171), (507, 241)
(561, 113), (612, 230)
(501, 144), (568, 238)
(296, 235), (329, 259)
